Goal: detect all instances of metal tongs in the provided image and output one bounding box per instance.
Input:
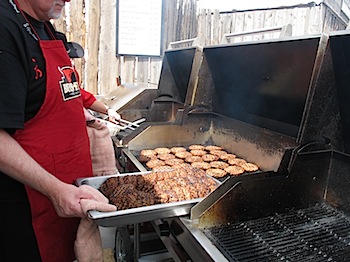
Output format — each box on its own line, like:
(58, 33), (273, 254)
(101, 117), (146, 131)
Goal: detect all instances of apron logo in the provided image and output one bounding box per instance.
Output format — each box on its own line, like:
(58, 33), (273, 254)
(58, 66), (81, 101)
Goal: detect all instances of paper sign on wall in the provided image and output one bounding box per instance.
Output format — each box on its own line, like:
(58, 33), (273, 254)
(117, 0), (162, 56)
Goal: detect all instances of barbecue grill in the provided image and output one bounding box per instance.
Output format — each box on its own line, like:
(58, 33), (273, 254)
(83, 31), (350, 261)
(148, 31), (349, 262)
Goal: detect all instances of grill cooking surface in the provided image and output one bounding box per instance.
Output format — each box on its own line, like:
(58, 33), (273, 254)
(203, 203), (350, 261)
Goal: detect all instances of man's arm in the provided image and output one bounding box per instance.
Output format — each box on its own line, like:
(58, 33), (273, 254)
(0, 129), (108, 217)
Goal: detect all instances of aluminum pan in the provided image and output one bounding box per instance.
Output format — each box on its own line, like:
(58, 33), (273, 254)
(76, 171), (221, 227)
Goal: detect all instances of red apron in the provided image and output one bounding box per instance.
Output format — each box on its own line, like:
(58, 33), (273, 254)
(12, 7), (93, 262)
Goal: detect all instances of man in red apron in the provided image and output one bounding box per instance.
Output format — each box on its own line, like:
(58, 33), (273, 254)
(0, 1), (116, 261)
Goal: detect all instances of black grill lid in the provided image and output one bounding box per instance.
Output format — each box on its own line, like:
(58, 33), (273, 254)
(182, 33), (347, 152)
(191, 35), (332, 140)
(157, 47), (200, 103)
(329, 30), (350, 153)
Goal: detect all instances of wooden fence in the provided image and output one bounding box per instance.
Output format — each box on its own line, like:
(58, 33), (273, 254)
(53, 0), (347, 96)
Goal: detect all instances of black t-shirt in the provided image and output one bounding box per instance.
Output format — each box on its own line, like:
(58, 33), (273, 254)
(0, 1), (54, 133)
(0, 1), (59, 196)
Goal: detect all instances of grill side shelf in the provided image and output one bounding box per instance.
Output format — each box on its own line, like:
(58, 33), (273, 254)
(191, 171), (279, 221)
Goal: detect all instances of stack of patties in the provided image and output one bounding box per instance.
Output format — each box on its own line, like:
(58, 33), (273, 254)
(99, 166), (218, 210)
(138, 144), (259, 179)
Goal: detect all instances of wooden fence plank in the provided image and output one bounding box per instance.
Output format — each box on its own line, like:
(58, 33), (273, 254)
(122, 56), (136, 83)
(255, 11), (266, 40)
(99, 0), (119, 94)
(176, 0), (184, 41)
(212, 10), (220, 45)
(67, 0), (85, 90)
(220, 14), (232, 43)
(149, 57), (162, 86)
(197, 9), (206, 45)
(208, 10), (213, 45)
(136, 57), (149, 84)
(310, 5), (323, 34)
(85, 0), (100, 94)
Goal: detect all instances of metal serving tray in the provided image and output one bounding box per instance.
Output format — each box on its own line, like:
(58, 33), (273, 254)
(76, 171), (220, 227)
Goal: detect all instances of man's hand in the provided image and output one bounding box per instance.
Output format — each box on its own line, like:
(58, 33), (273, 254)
(49, 182), (116, 218)
(107, 108), (121, 123)
(79, 185), (117, 215)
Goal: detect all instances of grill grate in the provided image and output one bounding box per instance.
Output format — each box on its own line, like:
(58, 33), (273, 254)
(203, 203), (350, 261)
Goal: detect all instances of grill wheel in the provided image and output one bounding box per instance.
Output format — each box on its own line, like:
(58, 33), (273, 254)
(115, 226), (133, 262)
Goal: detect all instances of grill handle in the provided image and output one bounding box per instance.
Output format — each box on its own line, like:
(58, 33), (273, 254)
(283, 136), (332, 175)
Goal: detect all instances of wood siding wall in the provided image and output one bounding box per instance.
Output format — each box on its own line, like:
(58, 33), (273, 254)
(53, 0), (347, 96)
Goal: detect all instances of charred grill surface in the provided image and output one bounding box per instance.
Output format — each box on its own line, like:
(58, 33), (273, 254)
(203, 203), (350, 262)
